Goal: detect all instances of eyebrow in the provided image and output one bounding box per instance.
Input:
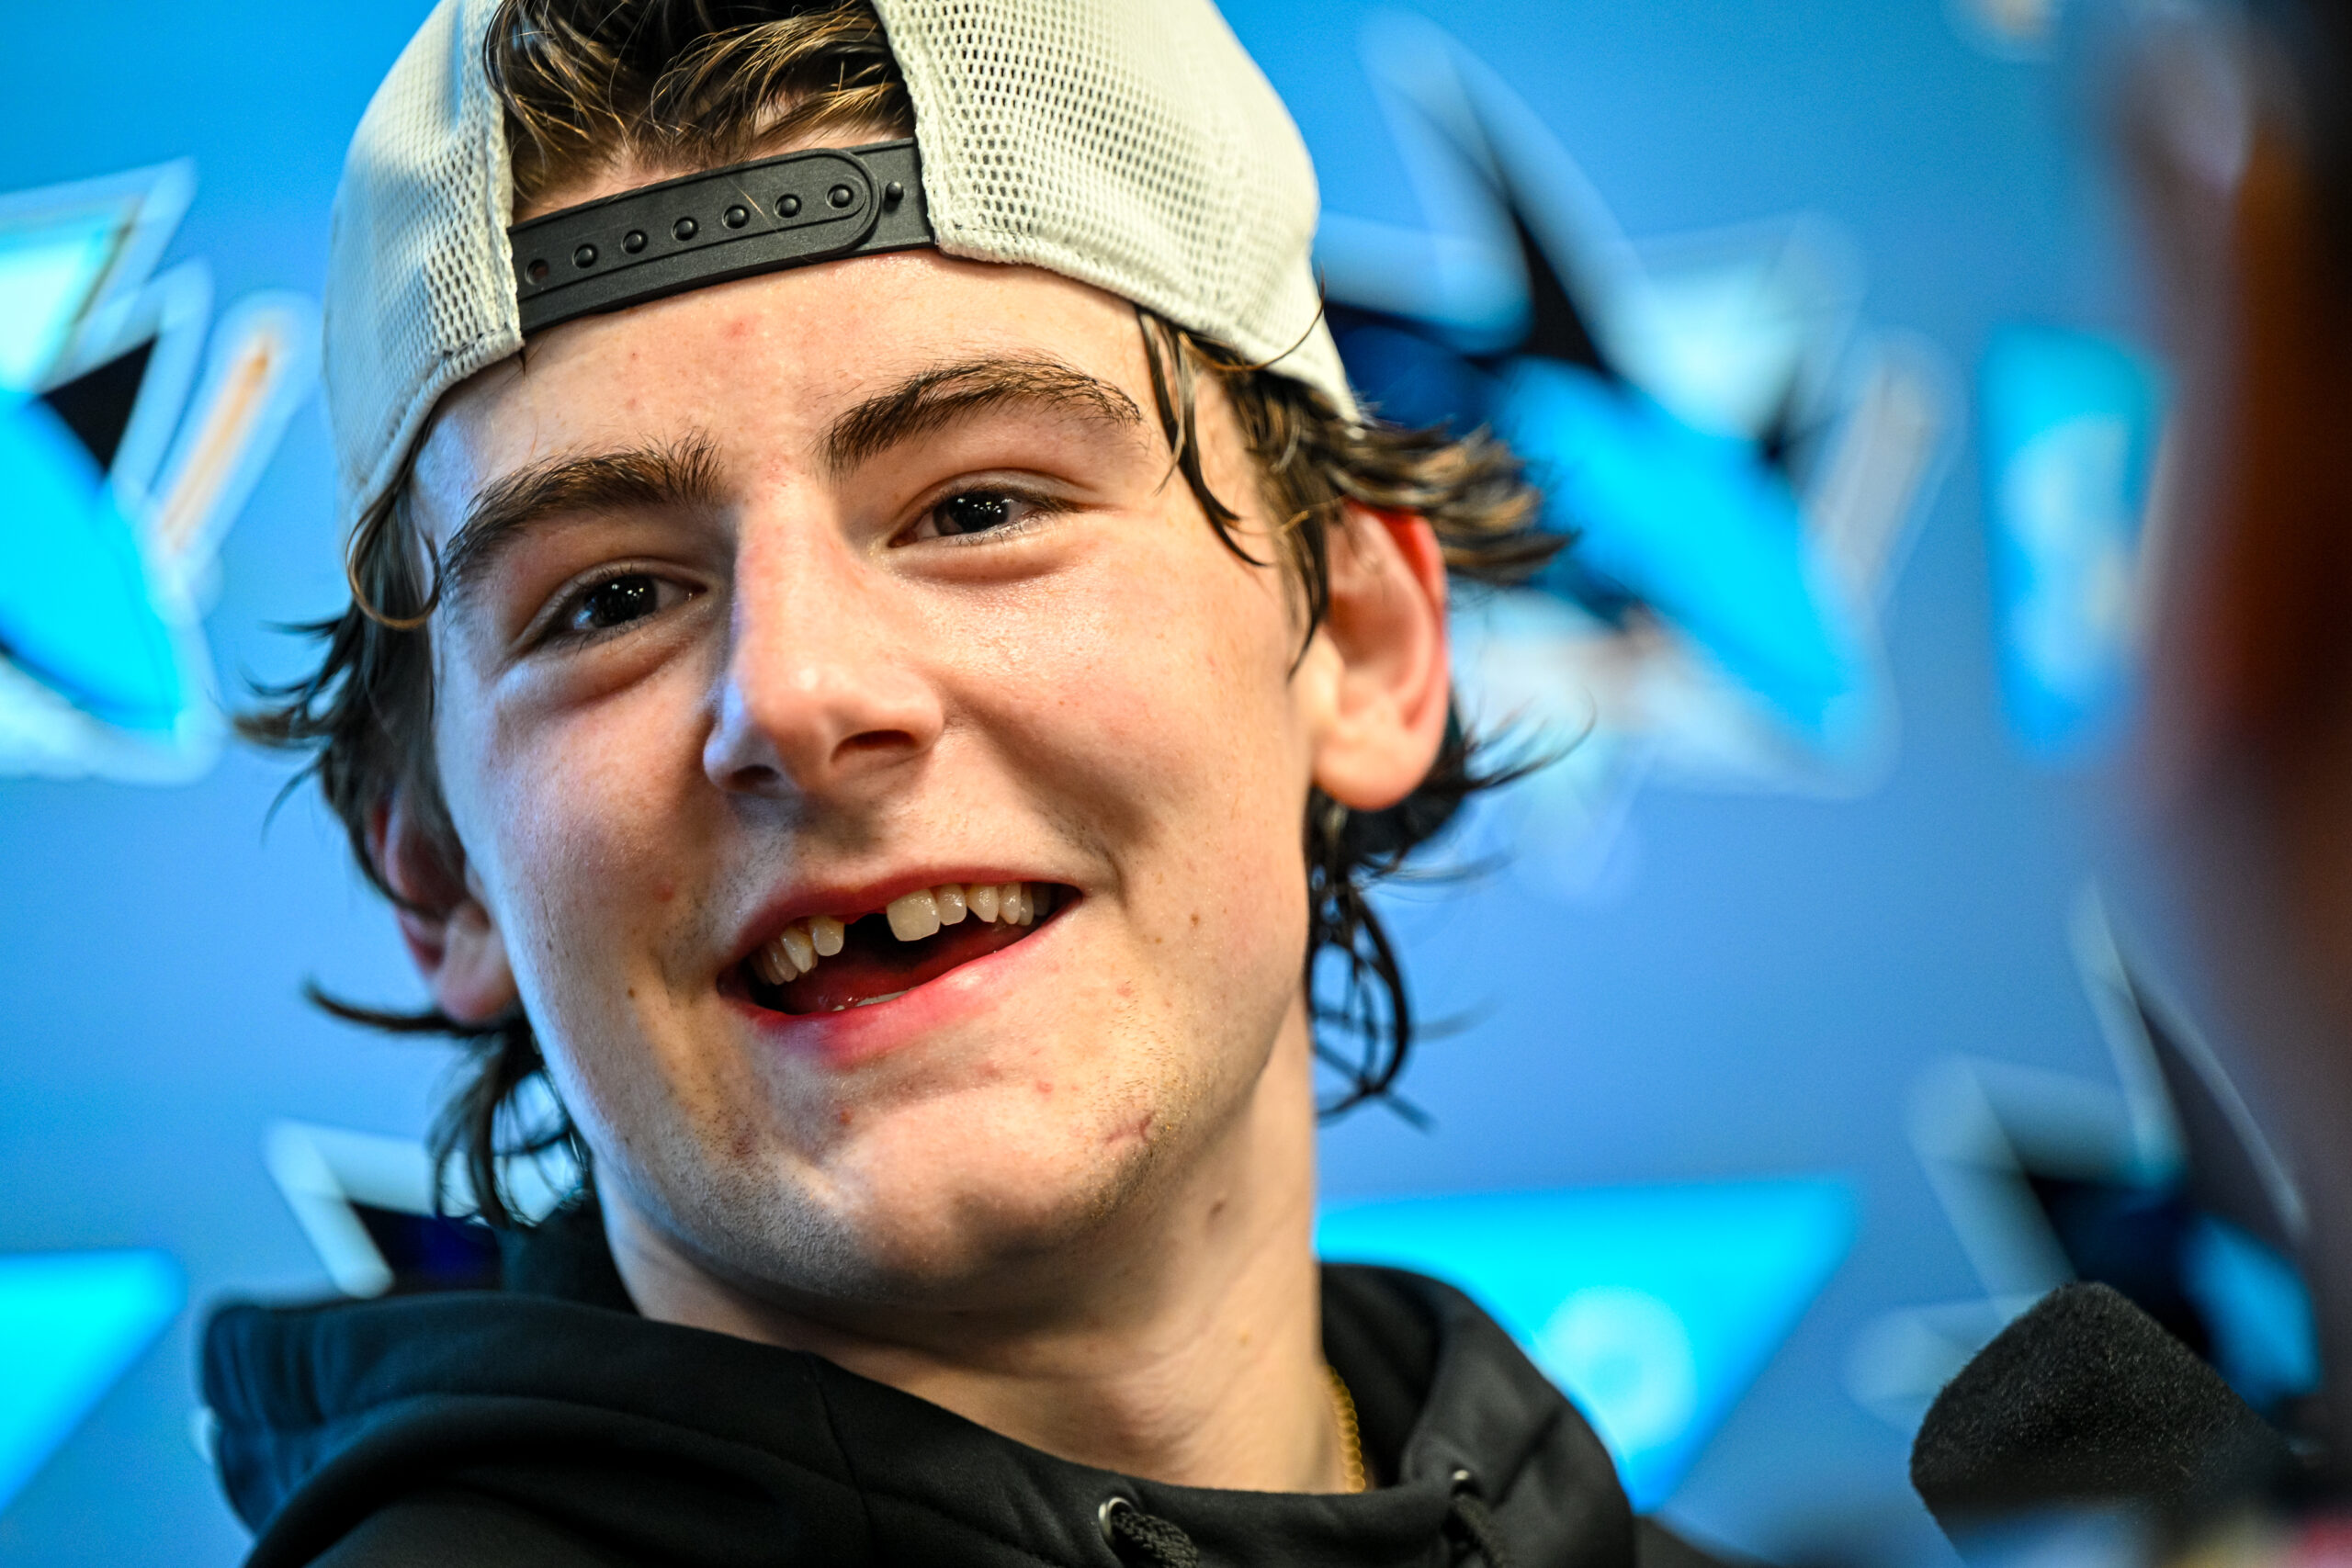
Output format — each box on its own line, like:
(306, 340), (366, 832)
(819, 355), (1145, 473)
(439, 433), (723, 613)
(435, 357), (1143, 612)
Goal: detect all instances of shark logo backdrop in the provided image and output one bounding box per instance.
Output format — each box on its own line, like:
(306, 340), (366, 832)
(0, 162), (317, 783)
(1317, 13), (1951, 889)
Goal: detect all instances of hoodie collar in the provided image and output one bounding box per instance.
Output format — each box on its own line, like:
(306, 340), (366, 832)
(205, 1205), (1631, 1568)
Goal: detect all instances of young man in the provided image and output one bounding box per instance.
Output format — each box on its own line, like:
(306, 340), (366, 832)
(205, 1), (1649, 1563)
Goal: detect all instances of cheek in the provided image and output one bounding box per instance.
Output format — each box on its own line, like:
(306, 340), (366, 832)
(996, 525), (1313, 967)
(443, 659), (716, 1003)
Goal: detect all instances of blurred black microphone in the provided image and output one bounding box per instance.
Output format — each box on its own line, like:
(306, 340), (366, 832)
(1912, 1281), (2294, 1536)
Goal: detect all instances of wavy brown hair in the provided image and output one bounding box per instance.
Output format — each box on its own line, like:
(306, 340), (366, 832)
(246, 0), (1562, 1225)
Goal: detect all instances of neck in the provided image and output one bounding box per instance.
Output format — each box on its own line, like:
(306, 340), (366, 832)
(604, 1008), (1353, 1494)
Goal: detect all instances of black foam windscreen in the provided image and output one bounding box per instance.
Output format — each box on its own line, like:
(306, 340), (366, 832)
(1912, 1281), (2290, 1533)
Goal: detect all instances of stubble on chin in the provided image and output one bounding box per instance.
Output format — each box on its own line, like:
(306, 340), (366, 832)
(621, 1017), (1216, 1312)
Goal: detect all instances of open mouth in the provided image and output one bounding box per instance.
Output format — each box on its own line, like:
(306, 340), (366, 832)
(735, 881), (1067, 1016)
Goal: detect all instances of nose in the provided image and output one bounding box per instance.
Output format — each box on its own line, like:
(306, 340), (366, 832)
(703, 528), (945, 800)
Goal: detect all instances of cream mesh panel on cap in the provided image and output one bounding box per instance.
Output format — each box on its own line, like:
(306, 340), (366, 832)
(873, 0), (1353, 418)
(324, 0), (520, 535)
(323, 0), (1353, 536)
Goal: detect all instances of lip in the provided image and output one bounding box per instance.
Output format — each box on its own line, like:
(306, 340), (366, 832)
(727, 868), (1061, 970)
(725, 891), (1072, 1068)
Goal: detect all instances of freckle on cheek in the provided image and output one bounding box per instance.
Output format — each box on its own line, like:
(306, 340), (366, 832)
(1035, 1079), (1054, 1097)
(837, 1107), (854, 1127)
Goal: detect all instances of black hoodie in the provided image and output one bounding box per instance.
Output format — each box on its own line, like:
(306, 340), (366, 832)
(203, 1203), (1651, 1567)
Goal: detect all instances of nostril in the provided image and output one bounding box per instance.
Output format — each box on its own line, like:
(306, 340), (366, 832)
(838, 729), (919, 757)
(722, 761), (786, 794)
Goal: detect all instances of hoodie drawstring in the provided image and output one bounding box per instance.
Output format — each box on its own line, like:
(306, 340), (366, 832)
(1097, 1469), (1514, 1568)
(1445, 1468), (1518, 1568)
(1100, 1497), (1201, 1568)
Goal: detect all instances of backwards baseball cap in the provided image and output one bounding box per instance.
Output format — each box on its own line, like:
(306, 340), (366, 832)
(324, 0), (1357, 536)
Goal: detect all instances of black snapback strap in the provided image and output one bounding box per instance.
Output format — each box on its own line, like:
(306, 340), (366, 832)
(509, 139), (932, 336)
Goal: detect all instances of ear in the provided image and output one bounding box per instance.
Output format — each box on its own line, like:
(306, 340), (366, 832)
(1306, 503), (1453, 812)
(367, 794), (520, 1024)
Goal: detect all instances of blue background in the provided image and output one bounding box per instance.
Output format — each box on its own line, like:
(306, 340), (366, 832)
(0, 1), (2153, 1562)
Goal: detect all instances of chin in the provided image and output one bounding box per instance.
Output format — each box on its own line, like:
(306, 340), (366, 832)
(663, 1082), (1180, 1307)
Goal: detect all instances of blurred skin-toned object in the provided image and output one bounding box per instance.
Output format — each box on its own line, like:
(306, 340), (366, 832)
(2130, 0), (2352, 1461)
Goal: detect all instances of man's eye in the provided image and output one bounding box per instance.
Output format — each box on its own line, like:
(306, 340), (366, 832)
(907, 488), (1057, 543)
(560, 572), (679, 636)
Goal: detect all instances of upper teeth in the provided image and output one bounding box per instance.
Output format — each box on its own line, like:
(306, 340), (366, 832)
(752, 882), (1046, 984)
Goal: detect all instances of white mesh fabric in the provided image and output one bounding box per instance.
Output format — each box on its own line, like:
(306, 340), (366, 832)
(325, 0), (1353, 535)
(324, 0), (519, 533)
(873, 0), (1354, 417)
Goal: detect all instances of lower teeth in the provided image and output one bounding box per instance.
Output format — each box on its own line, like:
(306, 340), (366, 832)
(833, 989), (910, 1012)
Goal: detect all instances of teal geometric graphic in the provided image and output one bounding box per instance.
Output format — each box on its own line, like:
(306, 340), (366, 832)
(2183, 1215), (2321, 1414)
(0, 161), (317, 783)
(1979, 323), (2168, 762)
(0, 185), (141, 395)
(1317, 1180), (1856, 1510)
(0, 1250), (183, 1516)
(0, 398), (184, 729)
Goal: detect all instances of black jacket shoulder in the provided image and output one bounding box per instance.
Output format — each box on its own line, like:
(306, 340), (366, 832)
(203, 1205), (1669, 1567)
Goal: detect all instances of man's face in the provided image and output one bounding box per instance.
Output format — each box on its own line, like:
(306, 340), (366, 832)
(408, 244), (1351, 1306)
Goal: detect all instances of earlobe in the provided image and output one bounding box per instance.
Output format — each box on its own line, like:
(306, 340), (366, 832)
(1307, 503), (1452, 813)
(368, 795), (521, 1024)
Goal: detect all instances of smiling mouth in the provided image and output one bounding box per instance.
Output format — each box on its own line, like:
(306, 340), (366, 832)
(737, 881), (1066, 1016)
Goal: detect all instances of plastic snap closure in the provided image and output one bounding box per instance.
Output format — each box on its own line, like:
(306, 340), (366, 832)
(828, 184), (854, 209)
(622, 230), (647, 254)
(724, 204), (750, 229)
(673, 216), (698, 242)
(571, 244), (596, 268)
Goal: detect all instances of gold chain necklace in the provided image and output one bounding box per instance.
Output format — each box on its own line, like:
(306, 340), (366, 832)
(1325, 1364), (1370, 1495)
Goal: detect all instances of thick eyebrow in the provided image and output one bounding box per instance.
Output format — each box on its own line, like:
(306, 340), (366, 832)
(819, 356), (1145, 474)
(438, 432), (723, 613)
